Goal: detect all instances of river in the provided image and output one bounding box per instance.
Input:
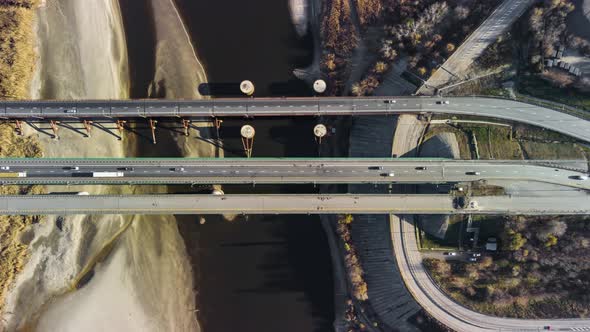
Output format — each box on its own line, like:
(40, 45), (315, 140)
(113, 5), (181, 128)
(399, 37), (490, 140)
(2, 0), (332, 331)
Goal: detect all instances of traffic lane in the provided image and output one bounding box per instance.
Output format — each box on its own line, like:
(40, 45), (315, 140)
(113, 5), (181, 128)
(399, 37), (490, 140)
(0, 194), (457, 215)
(5, 164), (589, 188)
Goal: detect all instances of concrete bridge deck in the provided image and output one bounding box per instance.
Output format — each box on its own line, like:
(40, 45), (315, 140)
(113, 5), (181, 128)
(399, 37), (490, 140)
(0, 158), (588, 188)
(0, 194), (588, 215)
(2, 97), (590, 142)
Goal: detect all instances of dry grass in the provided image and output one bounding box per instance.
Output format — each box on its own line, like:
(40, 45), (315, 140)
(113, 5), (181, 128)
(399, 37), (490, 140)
(0, 0), (41, 316)
(519, 141), (586, 160)
(0, 3), (36, 99)
(467, 125), (523, 160)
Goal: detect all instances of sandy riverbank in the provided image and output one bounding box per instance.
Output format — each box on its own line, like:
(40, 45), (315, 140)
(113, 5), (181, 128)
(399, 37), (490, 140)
(2, 0), (212, 331)
(0, 0), (45, 322)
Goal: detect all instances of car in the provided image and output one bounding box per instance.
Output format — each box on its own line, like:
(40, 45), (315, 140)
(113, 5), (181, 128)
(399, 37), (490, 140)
(572, 174), (588, 180)
(63, 166), (80, 171)
(436, 100), (450, 105)
(64, 109), (77, 113)
(368, 166), (384, 170)
(543, 326), (551, 331)
(415, 166), (427, 170)
(0, 166), (9, 170)
(466, 171), (481, 175)
(471, 253), (482, 257)
(381, 172), (395, 177)
(384, 99), (397, 104)
(444, 252), (457, 256)
(117, 167), (134, 171)
(468, 257), (478, 262)
(170, 167), (185, 172)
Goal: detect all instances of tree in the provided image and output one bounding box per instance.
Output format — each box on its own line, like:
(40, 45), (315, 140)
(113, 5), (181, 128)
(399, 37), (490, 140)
(380, 42), (398, 61)
(536, 220), (567, 241)
(446, 43), (456, 53)
(373, 61), (388, 74)
(545, 235), (558, 247)
(417, 67), (427, 76)
(324, 53), (337, 71)
(351, 83), (364, 96)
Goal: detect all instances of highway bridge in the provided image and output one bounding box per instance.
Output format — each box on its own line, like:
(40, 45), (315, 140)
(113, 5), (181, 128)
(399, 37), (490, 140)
(0, 158), (588, 188)
(0, 194), (588, 215)
(3, 97), (590, 143)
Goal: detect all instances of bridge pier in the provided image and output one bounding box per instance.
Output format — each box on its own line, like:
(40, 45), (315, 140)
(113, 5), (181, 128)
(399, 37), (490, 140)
(149, 119), (157, 144)
(83, 120), (93, 137)
(182, 119), (191, 136)
(50, 120), (59, 139)
(116, 120), (126, 140)
(240, 124), (255, 158)
(13, 120), (23, 136)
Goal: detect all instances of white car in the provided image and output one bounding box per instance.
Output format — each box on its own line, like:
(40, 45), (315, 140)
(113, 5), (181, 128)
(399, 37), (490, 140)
(573, 175), (588, 181)
(436, 100), (450, 105)
(0, 166), (9, 170)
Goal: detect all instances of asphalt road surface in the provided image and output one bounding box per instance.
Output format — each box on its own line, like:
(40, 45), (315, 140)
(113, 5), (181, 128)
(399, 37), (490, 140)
(392, 215), (590, 331)
(418, 0), (535, 93)
(0, 194), (588, 215)
(0, 158), (588, 188)
(3, 97), (590, 143)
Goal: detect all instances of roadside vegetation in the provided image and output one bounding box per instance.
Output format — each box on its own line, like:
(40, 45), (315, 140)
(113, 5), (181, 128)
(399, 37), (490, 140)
(0, 0), (42, 317)
(0, 0), (37, 99)
(423, 118), (590, 161)
(336, 214), (369, 301)
(424, 215), (590, 318)
(319, 0), (501, 95)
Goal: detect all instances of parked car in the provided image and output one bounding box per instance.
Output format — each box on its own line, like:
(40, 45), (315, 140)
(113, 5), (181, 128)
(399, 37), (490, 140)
(0, 166), (9, 170)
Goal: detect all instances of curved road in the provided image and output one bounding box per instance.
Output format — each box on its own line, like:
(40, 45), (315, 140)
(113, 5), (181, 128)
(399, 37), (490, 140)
(392, 215), (590, 331)
(3, 97), (590, 143)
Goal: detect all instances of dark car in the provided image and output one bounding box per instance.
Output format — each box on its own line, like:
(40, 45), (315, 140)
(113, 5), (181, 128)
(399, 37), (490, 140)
(117, 167), (134, 171)
(368, 166), (384, 170)
(466, 171), (481, 175)
(384, 99), (397, 104)
(415, 166), (427, 170)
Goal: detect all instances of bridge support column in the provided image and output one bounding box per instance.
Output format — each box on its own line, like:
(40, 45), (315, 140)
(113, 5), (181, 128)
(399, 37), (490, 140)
(240, 125), (255, 158)
(115, 120), (127, 140)
(214, 118), (223, 139)
(182, 119), (191, 136)
(50, 120), (59, 139)
(149, 119), (157, 144)
(14, 120), (23, 136)
(83, 120), (93, 137)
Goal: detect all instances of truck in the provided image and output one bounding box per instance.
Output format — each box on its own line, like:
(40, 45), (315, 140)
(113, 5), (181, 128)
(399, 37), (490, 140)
(73, 172), (124, 178)
(92, 172), (124, 178)
(0, 172), (27, 178)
